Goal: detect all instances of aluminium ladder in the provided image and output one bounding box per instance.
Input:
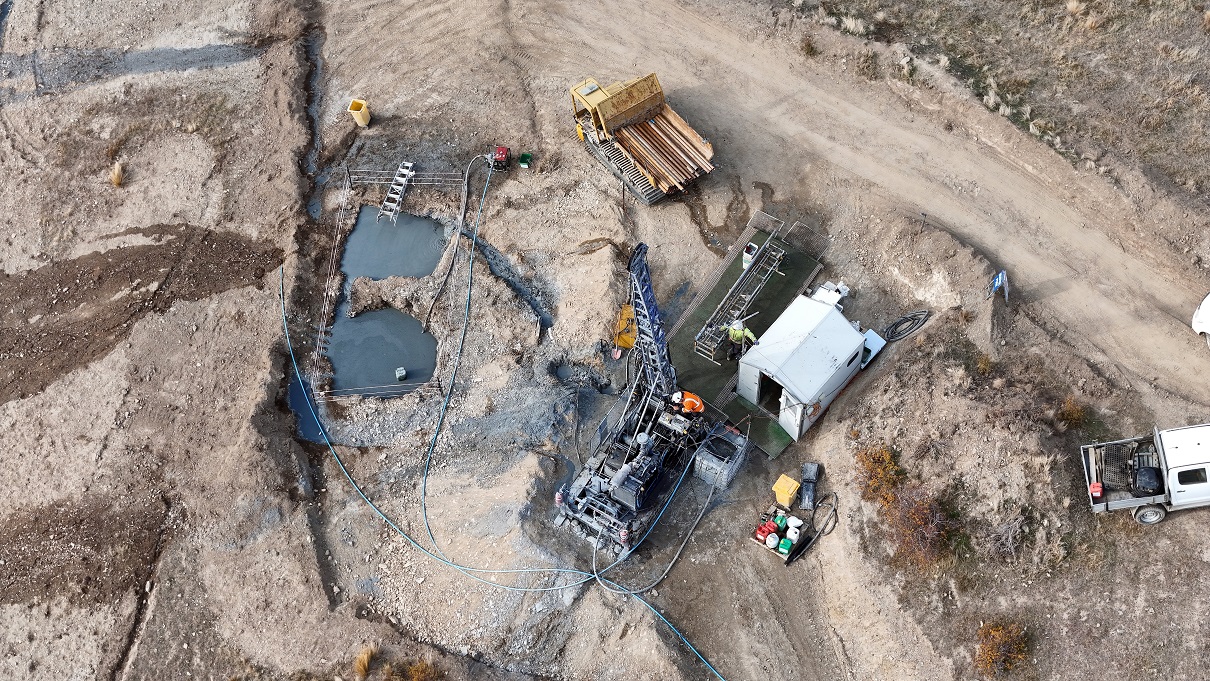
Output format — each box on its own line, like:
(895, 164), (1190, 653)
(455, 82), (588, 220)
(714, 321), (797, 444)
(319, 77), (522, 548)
(693, 239), (786, 362)
(377, 161), (415, 223)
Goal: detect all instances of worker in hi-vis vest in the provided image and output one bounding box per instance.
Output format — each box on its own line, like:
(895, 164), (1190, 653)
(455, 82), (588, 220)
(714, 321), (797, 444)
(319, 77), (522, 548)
(669, 390), (705, 415)
(726, 320), (758, 360)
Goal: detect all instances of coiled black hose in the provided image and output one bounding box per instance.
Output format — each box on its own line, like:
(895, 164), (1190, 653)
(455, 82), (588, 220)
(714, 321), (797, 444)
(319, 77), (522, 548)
(883, 310), (930, 342)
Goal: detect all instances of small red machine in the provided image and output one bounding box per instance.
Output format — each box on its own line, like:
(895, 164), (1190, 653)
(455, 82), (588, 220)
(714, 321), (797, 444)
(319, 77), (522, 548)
(492, 146), (511, 171)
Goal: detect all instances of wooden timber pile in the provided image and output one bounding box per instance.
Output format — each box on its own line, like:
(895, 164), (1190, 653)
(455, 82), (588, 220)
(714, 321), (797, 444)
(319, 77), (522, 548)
(614, 105), (715, 193)
(570, 73), (715, 202)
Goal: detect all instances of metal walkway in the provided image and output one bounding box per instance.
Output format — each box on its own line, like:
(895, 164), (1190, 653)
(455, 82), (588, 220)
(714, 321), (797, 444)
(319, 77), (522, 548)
(692, 211), (789, 362)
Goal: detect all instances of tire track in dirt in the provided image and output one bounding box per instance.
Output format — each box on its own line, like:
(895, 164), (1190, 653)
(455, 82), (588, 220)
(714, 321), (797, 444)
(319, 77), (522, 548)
(0, 496), (170, 608)
(0, 44), (264, 104)
(0, 0), (12, 52)
(107, 499), (174, 681)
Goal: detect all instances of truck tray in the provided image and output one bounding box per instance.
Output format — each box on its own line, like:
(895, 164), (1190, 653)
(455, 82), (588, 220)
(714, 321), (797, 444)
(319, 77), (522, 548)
(613, 105), (714, 194)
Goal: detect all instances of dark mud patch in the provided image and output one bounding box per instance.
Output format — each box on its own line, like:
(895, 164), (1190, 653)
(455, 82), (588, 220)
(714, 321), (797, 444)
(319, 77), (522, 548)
(0, 496), (171, 607)
(0, 224), (282, 404)
(459, 230), (555, 329)
(680, 175), (750, 254)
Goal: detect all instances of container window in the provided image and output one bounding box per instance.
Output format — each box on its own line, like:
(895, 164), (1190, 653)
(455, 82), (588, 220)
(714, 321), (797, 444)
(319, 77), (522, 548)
(1177, 468), (1208, 485)
(847, 350), (860, 366)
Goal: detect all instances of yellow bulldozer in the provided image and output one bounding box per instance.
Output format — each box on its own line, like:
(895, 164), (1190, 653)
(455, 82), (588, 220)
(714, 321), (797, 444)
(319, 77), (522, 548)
(570, 73), (715, 205)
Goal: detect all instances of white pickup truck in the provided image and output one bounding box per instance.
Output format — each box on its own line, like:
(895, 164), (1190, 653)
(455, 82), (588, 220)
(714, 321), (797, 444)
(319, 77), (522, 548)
(1195, 292), (1210, 348)
(1081, 423), (1210, 524)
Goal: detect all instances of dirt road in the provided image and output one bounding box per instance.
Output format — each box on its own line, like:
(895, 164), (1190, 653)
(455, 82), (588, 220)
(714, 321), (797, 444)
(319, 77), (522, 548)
(544, 0), (1210, 409)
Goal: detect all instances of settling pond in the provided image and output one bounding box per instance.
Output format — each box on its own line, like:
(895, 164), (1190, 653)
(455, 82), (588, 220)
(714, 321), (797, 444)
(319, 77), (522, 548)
(290, 207), (446, 440)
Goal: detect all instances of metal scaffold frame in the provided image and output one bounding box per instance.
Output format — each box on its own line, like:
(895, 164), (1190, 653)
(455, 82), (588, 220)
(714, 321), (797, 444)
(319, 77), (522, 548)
(692, 211), (790, 363)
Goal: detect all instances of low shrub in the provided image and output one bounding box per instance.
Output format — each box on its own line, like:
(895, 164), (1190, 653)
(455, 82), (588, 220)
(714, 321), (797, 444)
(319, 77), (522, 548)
(887, 485), (956, 568)
(975, 621), (1028, 674)
(1057, 395), (1086, 428)
(855, 444), (903, 509)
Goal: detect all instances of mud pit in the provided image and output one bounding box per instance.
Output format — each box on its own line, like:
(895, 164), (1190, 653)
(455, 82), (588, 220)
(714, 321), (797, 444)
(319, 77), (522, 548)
(3, 0), (1210, 679)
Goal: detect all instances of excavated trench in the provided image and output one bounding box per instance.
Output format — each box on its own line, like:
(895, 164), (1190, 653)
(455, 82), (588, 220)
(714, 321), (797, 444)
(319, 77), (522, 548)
(0, 44), (263, 104)
(325, 207), (443, 394)
(459, 227), (555, 330)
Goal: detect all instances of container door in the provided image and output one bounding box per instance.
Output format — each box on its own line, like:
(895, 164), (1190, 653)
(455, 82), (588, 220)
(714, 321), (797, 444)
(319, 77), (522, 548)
(779, 391), (804, 440)
(1170, 465), (1210, 506)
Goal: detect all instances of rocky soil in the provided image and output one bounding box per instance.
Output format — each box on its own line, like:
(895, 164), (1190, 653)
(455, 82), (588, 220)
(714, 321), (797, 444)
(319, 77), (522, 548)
(2, 0), (1209, 679)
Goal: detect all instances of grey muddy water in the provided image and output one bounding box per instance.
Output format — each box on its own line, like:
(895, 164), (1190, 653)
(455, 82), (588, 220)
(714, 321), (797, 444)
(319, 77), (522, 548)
(326, 207), (445, 396)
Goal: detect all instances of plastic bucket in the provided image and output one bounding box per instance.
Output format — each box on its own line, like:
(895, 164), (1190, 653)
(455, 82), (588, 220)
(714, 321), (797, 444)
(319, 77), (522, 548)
(347, 99), (371, 127)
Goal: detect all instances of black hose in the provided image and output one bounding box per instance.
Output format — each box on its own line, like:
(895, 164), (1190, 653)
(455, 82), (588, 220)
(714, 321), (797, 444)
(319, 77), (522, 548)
(883, 310), (930, 342)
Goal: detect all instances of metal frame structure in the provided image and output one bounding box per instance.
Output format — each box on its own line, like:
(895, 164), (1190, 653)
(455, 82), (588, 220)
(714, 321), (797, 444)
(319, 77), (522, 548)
(557, 243), (748, 553)
(693, 211), (789, 363)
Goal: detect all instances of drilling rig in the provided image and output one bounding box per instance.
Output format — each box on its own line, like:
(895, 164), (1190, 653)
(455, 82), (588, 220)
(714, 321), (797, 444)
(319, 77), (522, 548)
(555, 244), (748, 555)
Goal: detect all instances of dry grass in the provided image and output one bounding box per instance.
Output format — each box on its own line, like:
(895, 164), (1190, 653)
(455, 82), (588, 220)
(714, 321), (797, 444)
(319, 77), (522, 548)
(1203, 10), (1210, 33)
(404, 661), (440, 681)
(1057, 395), (1086, 428)
(855, 444), (903, 509)
(109, 161), (124, 187)
(1065, 0), (1086, 16)
(800, 35), (818, 57)
(374, 659), (442, 681)
(886, 485), (957, 568)
(983, 513), (1026, 561)
(975, 353), (994, 376)
(975, 622), (1029, 674)
(353, 644), (377, 681)
(854, 49), (879, 80)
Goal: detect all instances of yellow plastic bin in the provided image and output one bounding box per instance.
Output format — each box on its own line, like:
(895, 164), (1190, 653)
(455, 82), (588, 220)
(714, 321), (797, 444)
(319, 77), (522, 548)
(347, 99), (371, 127)
(772, 474), (801, 507)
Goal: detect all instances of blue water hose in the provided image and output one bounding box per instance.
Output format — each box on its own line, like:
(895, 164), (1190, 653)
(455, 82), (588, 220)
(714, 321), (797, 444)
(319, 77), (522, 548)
(278, 165), (726, 679)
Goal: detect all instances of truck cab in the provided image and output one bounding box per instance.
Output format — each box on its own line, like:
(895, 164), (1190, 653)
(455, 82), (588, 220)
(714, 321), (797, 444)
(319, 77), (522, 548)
(1081, 423), (1210, 524)
(1194, 292), (1210, 348)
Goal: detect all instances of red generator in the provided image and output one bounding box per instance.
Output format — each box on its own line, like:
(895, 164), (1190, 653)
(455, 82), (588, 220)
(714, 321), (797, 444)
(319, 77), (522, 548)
(492, 146), (511, 171)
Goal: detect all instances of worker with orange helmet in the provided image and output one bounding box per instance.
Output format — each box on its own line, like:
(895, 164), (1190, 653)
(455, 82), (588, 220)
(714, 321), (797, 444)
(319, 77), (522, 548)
(670, 390), (705, 414)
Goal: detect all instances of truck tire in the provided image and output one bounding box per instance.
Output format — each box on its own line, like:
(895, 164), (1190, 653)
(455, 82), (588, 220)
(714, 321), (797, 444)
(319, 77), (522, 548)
(1132, 505), (1167, 525)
